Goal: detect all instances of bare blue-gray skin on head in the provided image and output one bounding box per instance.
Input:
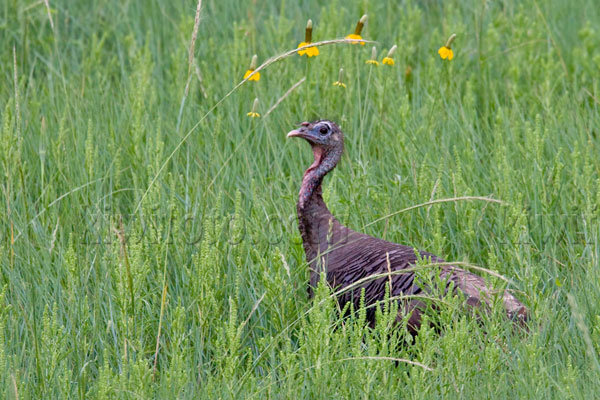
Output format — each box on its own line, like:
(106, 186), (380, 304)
(288, 120), (528, 333)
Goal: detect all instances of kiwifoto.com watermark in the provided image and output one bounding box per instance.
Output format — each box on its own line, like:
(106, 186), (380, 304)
(63, 208), (600, 247)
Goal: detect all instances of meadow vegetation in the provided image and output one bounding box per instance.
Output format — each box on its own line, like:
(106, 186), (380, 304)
(1, 0), (600, 398)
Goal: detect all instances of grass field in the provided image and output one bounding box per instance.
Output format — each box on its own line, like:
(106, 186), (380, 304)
(2, 0), (600, 398)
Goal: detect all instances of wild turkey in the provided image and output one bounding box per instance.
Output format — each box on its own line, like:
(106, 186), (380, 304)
(288, 120), (528, 333)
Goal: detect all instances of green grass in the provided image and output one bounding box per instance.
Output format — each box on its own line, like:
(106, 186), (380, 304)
(2, 0), (600, 398)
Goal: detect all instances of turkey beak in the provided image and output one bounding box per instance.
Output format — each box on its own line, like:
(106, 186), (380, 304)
(287, 128), (309, 139)
(288, 122), (314, 141)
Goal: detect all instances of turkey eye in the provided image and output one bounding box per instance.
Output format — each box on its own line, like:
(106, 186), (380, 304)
(319, 126), (329, 135)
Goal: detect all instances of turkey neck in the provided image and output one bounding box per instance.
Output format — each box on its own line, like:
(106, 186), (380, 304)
(296, 145), (343, 261)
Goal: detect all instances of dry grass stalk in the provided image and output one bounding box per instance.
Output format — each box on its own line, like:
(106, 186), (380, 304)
(265, 77), (306, 117)
(43, 0), (55, 31)
(177, 0), (203, 131)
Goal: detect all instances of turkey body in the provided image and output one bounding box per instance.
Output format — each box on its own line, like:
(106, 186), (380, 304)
(303, 201), (527, 332)
(288, 120), (528, 332)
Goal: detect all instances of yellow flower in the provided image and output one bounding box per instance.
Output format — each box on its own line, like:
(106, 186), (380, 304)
(345, 33), (363, 42)
(297, 42), (320, 57)
(244, 69), (260, 81)
(346, 15), (367, 45)
(298, 19), (319, 57)
(437, 46), (453, 60)
(244, 54), (260, 81)
(438, 34), (456, 61)
(382, 45), (397, 66)
(366, 46), (379, 66)
(332, 68), (346, 88)
(247, 98), (260, 118)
